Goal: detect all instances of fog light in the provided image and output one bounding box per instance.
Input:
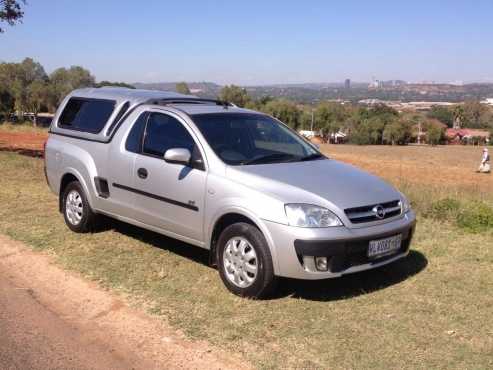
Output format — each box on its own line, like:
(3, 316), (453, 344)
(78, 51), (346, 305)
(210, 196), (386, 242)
(315, 257), (328, 271)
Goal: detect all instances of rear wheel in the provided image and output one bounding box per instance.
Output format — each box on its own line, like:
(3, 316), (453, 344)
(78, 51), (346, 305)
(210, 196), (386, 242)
(62, 181), (97, 233)
(217, 222), (277, 298)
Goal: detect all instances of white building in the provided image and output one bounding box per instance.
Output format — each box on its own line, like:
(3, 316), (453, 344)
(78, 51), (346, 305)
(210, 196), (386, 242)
(480, 98), (493, 106)
(299, 130), (322, 139)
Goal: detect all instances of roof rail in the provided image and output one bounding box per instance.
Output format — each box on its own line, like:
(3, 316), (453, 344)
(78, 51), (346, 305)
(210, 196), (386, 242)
(105, 97), (233, 137)
(147, 97), (233, 108)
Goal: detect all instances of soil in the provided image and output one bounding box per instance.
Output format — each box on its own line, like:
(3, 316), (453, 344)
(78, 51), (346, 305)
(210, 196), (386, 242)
(0, 131), (47, 157)
(0, 234), (249, 370)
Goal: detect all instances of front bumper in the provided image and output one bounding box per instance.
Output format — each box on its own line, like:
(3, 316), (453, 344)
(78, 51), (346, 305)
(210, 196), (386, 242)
(264, 211), (416, 280)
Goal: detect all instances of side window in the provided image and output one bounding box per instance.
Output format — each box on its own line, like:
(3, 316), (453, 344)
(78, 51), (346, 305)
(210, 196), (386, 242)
(125, 112), (148, 153)
(143, 113), (195, 157)
(59, 98), (115, 133)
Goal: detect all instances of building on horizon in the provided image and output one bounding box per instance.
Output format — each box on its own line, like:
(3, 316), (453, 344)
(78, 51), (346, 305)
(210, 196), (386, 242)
(344, 79), (351, 89)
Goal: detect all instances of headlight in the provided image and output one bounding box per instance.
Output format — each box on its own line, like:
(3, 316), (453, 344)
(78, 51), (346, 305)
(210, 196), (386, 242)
(285, 204), (343, 228)
(399, 194), (411, 213)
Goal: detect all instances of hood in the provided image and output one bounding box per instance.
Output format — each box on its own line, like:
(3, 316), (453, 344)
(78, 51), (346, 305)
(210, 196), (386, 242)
(227, 159), (400, 211)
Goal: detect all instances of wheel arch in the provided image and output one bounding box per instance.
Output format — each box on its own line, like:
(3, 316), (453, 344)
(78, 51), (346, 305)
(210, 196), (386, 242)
(208, 208), (279, 274)
(58, 169), (93, 213)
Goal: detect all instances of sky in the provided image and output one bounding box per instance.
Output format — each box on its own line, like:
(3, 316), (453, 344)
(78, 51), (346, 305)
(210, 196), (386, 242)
(1, 0), (492, 85)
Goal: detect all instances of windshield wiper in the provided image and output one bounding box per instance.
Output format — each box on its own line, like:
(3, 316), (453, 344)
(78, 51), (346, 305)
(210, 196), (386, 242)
(242, 153), (297, 165)
(299, 153), (326, 161)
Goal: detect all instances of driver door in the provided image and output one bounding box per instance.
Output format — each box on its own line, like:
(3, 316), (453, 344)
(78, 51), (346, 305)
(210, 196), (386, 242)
(132, 112), (207, 244)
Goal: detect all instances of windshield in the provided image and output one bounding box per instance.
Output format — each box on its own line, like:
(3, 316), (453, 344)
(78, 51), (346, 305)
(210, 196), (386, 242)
(192, 113), (323, 165)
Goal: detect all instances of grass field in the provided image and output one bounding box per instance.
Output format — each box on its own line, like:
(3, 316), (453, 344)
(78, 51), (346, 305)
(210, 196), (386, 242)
(0, 143), (492, 368)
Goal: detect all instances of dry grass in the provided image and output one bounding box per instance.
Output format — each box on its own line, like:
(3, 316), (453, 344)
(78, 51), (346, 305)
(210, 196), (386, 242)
(0, 121), (49, 135)
(321, 144), (492, 198)
(0, 149), (492, 369)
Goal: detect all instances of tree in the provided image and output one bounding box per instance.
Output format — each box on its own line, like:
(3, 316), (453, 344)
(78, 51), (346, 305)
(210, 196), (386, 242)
(219, 85), (250, 107)
(424, 120), (445, 145)
(368, 104), (399, 119)
(50, 66), (95, 104)
(0, 58), (47, 120)
(299, 108), (314, 131)
(453, 105), (465, 128)
(262, 99), (301, 129)
(26, 80), (51, 126)
(0, 88), (14, 120)
(94, 81), (135, 89)
(175, 82), (191, 95)
(383, 118), (413, 145)
(348, 104), (399, 145)
(315, 102), (349, 135)
(428, 105), (454, 127)
(0, 0), (25, 32)
(462, 101), (491, 129)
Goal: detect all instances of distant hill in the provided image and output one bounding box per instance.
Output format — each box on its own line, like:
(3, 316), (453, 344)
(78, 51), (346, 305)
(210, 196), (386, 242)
(131, 81), (493, 104)
(132, 82), (222, 98)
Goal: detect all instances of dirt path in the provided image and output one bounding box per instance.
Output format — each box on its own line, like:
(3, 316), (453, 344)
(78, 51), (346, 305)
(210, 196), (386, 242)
(0, 131), (47, 157)
(0, 235), (249, 370)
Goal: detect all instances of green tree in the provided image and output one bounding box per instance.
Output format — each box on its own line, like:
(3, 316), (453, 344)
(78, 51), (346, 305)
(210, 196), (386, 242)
(367, 104), (399, 120)
(26, 80), (52, 126)
(245, 95), (274, 111)
(0, 0), (25, 32)
(262, 99), (302, 129)
(350, 120), (373, 145)
(462, 101), (491, 129)
(0, 89), (14, 120)
(299, 108), (314, 131)
(453, 105), (465, 128)
(219, 85), (250, 107)
(383, 118), (413, 145)
(175, 82), (191, 95)
(428, 105), (454, 127)
(424, 120), (445, 145)
(0, 58), (48, 120)
(349, 104), (399, 145)
(50, 66), (95, 104)
(94, 81), (135, 89)
(315, 102), (349, 135)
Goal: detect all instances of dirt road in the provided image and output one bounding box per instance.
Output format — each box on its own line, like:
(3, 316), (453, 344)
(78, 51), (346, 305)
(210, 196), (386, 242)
(0, 235), (248, 370)
(0, 130), (46, 157)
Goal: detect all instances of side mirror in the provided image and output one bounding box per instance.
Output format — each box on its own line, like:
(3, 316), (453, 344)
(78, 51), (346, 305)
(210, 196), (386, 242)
(163, 148), (191, 166)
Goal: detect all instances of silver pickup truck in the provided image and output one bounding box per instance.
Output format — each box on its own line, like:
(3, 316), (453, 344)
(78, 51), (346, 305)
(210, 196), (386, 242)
(45, 87), (416, 298)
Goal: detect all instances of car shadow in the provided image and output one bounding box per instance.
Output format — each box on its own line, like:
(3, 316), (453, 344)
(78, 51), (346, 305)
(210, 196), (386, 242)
(101, 217), (211, 266)
(99, 217), (427, 301)
(272, 250), (428, 302)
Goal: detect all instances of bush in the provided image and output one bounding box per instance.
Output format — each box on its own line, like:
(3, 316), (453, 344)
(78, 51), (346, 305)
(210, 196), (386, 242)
(425, 198), (461, 221)
(457, 202), (493, 233)
(423, 198), (493, 233)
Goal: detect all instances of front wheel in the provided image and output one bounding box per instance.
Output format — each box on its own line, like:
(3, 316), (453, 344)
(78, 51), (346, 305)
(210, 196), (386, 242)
(217, 222), (277, 299)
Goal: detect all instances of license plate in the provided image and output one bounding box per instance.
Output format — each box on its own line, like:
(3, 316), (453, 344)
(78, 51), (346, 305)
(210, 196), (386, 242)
(368, 234), (402, 258)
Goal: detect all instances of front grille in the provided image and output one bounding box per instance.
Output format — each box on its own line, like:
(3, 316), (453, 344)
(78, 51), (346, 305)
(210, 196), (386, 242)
(345, 200), (401, 224)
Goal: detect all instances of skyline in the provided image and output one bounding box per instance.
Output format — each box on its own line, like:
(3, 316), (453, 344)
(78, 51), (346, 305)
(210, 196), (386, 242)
(1, 0), (492, 85)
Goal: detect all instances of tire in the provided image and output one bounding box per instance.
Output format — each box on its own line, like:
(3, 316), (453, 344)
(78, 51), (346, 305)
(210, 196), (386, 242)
(217, 222), (277, 299)
(62, 181), (97, 233)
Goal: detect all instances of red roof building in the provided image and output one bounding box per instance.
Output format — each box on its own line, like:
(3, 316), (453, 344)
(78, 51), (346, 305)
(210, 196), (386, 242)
(446, 128), (490, 144)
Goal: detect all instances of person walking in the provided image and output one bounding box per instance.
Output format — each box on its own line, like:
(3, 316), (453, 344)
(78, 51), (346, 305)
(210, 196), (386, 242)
(477, 148), (490, 173)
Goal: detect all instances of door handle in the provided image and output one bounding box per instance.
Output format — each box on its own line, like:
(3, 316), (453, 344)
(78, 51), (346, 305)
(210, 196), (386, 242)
(137, 168), (148, 179)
